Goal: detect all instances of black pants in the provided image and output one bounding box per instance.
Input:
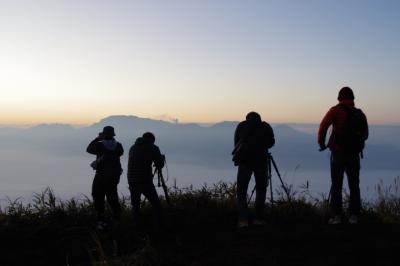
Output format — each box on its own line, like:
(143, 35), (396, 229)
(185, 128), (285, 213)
(330, 151), (361, 216)
(129, 182), (162, 226)
(237, 164), (268, 220)
(92, 173), (121, 221)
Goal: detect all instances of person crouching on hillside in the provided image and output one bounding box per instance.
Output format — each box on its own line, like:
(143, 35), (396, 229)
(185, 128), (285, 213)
(233, 112), (275, 228)
(87, 126), (124, 230)
(127, 132), (165, 229)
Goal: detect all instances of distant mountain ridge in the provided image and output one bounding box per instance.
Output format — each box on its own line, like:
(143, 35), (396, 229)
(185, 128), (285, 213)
(0, 115), (399, 170)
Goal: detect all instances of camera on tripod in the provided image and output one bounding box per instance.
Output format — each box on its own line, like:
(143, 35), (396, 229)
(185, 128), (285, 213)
(153, 154), (172, 207)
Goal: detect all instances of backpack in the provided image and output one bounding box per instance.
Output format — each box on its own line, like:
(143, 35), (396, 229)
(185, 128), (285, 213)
(340, 105), (367, 154)
(232, 121), (274, 166)
(232, 123), (254, 166)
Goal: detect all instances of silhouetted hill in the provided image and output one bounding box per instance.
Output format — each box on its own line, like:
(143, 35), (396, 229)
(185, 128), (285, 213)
(0, 115), (399, 171)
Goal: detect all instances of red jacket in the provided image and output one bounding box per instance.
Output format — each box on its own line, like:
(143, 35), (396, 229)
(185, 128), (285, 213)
(318, 100), (369, 152)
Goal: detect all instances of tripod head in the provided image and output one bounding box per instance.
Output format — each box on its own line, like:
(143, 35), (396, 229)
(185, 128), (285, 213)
(153, 154), (167, 187)
(153, 154), (166, 170)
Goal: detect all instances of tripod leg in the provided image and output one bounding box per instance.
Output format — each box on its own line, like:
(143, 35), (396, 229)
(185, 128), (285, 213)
(268, 157), (273, 207)
(270, 155), (291, 202)
(247, 185), (256, 205)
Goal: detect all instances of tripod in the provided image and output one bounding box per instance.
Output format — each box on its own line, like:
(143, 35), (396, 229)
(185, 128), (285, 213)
(154, 167), (172, 207)
(153, 154), (172, 207)
(248, 152), (291, 206)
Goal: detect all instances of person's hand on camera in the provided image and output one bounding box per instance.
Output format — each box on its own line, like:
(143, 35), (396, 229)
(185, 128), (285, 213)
(319, 143), (327, 151)
(96, 132), (104, 140)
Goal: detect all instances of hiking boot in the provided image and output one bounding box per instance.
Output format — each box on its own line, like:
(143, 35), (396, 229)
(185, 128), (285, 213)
(253, 219), (267, 226)
(328, 216), (342, 225)
(237, 219), (249, 228)
(348, 215), (358, 224)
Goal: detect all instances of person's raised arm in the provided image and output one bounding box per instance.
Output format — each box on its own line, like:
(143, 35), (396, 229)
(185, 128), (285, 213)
(265, 123), (275, 149)
(87, 138), (101, 154)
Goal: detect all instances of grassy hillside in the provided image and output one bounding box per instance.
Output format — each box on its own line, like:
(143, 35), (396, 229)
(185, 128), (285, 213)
(0, 180), (399, 266)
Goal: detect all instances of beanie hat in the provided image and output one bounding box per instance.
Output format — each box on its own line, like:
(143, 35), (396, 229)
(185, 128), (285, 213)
(338, 87), (355, 101)
(142, 132), (156, 143)
(245, 111), (262, 123)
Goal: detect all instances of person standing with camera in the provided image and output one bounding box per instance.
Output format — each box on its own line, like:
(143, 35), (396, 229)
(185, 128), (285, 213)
(233, 112), (275, 228)
(87, 126), (124, 229)
(127, 132), (165, 229)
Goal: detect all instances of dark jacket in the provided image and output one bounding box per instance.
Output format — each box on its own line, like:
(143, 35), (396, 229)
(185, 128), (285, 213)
(127, 137), (164, 184)
(87, 138), (124, 176)
(234, 118), (275, 165)
(318, 100), (369, 152)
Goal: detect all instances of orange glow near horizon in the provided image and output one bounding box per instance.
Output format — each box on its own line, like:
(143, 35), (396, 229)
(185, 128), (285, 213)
(1, 1), (400, 127)
(0, 105), (398, 126)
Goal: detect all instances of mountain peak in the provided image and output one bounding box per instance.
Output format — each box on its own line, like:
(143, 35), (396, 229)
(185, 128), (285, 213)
(98, 115), (140, 124)
(29, 123), (75, 131)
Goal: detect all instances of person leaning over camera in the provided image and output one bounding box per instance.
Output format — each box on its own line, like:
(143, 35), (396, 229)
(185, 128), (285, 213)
(233, 112), (275, 228)
(127, 132), (165, 228)
(86, 126), (124, 229)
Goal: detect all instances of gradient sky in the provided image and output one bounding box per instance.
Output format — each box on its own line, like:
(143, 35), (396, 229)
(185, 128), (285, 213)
(1, 0), (399, 125)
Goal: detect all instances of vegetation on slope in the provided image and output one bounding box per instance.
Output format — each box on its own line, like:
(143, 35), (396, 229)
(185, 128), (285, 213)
(0, 178), (399, 266)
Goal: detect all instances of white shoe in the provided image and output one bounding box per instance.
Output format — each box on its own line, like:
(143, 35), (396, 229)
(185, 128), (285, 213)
(237, 220), (249, 228)
(253, 219), (267, 226)
(348, 215), (358, 224)
(96, 220), (107, 230)
(328, 216), (342, 225)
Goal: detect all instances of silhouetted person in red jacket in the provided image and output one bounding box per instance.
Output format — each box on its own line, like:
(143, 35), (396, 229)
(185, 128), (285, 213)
(318, 87), (368, 224)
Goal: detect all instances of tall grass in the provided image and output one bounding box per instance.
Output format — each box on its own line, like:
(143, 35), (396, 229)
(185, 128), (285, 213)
(0, 178), (399, 265)
(371, 176), (400, 222)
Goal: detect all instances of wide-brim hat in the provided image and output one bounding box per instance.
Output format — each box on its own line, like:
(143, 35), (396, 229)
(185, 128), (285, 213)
(102, 126), (115, 137)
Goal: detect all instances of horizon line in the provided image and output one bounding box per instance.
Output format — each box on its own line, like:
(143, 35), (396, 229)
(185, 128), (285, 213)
(1, 114), (399, 128)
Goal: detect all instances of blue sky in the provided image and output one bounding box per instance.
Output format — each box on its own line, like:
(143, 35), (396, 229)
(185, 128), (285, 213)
(1, 0), (399, 125)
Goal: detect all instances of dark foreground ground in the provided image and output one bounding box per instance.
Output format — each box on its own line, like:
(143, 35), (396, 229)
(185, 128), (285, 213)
(1, 213), (399, 266)
(0, 185), (399, 266)
(219, 224), (400, 266)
